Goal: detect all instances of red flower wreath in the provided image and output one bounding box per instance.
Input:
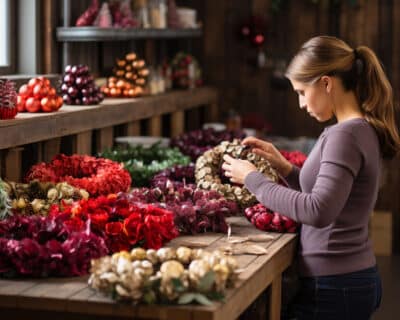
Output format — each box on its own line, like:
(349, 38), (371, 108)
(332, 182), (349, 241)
(49, 194), (179, 252)
(26, 154), (131, 197)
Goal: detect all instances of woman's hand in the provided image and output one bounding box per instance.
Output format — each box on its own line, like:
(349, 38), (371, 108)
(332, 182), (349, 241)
(222, 154), (257, 185)
(242, 136), (293, 177)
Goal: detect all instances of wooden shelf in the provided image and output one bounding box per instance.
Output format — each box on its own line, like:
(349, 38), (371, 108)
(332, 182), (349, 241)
(56, 27), (203, 42)
(0, 87), (217, 150)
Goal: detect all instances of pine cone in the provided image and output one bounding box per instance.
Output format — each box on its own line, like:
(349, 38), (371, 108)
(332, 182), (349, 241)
(27, 181), (47, 200)
(0, 79), (18, 120)
(24, 202), (35, 216)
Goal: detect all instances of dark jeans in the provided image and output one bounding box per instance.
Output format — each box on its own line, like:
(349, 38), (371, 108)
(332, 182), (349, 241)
(282, 266), (382, 320)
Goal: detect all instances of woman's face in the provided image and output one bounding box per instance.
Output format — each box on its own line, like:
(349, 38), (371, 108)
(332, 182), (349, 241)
(290, 78), (334, 122)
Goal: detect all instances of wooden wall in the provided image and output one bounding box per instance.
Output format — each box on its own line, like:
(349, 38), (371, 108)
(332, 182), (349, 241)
(188, 0), (400, 252)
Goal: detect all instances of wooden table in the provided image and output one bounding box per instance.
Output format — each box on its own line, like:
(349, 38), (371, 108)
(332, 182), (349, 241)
(0, 217), (297, 320)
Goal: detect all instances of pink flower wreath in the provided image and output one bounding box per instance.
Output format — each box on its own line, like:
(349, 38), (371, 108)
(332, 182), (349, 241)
(26, 154), (131, 197)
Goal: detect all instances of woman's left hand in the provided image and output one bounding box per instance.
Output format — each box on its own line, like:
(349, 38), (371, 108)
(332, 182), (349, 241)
(222, 154), (257, 185)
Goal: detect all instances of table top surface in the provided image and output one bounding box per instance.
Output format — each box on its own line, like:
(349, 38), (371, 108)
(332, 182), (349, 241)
(0, 217), (297, 320)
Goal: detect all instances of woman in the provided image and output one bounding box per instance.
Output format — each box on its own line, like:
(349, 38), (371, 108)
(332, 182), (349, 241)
(222, 36), (400, 319)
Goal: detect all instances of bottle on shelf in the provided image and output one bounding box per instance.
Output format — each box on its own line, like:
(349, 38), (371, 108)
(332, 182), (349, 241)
(163, 61), (172, 90)
(134, 0), (150, 28)
(149, 0), (167, 29)
(156, 65), (166, 93)
(225, 109), (242, 131)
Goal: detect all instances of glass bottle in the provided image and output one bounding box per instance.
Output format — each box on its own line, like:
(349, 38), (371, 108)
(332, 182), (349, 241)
(149, 0), (167, 29)
(134, 0), (150, 28)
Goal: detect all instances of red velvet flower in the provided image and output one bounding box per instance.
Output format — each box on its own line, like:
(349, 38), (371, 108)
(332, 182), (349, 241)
(123, 213), (144, 244)
(105, 221), (124, 236)
(49, 194), (179, 253)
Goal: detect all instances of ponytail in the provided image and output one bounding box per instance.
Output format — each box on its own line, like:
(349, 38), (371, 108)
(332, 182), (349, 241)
(286, 36), (400, 159)
(354, 46), (400, 159)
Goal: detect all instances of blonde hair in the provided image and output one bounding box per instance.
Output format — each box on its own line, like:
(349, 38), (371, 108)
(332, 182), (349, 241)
(285, 35), (400, 159)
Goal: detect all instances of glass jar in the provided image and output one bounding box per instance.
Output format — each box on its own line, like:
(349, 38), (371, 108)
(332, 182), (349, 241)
(149, 0), (167, 29)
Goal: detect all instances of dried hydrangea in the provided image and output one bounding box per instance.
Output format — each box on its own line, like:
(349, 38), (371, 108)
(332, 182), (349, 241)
(89, 247), (240, 305)
(195, 139), (278, 208)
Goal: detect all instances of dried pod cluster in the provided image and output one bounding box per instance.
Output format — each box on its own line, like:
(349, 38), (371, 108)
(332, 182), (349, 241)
(89, 246), (240, 304)
(3, 180), (89, 216)
(195, 139), (278, 208)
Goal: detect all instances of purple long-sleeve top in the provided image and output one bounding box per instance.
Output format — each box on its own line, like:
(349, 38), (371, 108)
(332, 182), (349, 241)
(244, 118), (379, 276)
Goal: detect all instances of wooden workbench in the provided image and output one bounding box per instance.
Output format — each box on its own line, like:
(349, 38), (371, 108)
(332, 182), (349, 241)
(0, 217), (297, 320)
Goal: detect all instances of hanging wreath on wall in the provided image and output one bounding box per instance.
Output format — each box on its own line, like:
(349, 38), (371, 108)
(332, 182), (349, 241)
(195, 139), (278, 208)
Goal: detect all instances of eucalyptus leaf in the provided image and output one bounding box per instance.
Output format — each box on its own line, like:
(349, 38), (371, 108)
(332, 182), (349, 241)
(198, 271), (215, 292)
(178, 292), (197, 304)
(193, 293), (213, 306)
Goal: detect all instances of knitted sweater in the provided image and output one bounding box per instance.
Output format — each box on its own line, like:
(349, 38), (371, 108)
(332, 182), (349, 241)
(245, 118), (379, 276)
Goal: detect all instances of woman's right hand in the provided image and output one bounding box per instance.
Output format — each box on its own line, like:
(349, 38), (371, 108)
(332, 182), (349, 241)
(242, 136), (293, 177)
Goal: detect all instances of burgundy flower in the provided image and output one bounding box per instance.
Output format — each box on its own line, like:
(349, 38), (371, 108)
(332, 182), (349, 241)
(0, 213), (108, 277)
(62, 233), (108, 276)
(63, 217), (85, 232)
(9, 238), (48, 277)
(0, 238), (12, 274)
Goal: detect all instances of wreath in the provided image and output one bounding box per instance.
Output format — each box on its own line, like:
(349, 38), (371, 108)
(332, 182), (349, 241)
(0, 179), (11, 219)
(195, 139), (278, 208)
(100, 144), (190, 187)
(3, 180), (89, 217)
(49, 194), (179, 253)
(170, 128), (246, 161)
(150, 164), (196, 189)
(89, 247), (239, 305)
(0, 214), (108, 277)
(26, 154), (131, 197)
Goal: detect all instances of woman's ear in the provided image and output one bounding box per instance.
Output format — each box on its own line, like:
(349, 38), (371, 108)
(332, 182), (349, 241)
(320, 75), (332, 94)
